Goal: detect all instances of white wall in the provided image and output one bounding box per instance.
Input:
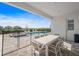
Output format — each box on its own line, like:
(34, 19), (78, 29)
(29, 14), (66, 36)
(51, 15), (66, 40)
(0, 35), (2, 56)
(51, 10), (79, 41)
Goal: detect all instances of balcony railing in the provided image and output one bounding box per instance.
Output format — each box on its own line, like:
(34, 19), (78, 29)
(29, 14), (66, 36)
(1, 31), (49, 56)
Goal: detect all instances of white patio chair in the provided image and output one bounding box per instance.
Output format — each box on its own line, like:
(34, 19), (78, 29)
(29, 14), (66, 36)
(48, 40), (58, 56)
(48, 39), (64, 56)
(56, 39), (64, 56)
(59, 41), (72, 56)
(31, 40), (45, 56)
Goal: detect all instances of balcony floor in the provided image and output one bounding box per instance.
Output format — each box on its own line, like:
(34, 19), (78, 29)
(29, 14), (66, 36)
(4, 43), (79, 56)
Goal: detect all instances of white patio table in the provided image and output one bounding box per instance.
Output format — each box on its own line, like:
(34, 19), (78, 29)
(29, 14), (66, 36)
(33, 35), (60, 56)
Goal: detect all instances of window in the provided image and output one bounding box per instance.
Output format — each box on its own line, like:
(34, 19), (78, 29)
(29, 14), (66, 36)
(68, 20), (74, 30)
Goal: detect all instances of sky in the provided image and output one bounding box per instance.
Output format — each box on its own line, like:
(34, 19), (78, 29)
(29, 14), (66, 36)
(0, 2), (51, 28)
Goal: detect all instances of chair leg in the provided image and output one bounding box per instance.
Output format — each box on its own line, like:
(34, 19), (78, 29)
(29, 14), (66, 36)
(55, 48), (58, 56)
(32, 49), (35, 56)
(34, 50), (40, 56)
(59, 48), (62, 56)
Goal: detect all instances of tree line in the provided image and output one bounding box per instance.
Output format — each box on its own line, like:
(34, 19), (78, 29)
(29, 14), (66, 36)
(0, 26), (23, 34)
(0, 26), (51, 34)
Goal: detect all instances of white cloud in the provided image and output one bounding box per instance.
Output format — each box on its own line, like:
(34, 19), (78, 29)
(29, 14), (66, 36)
(0, 14), (51, 28)
(0, 15), (38, 28)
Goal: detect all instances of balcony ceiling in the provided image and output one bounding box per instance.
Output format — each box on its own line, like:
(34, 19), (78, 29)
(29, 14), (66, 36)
(6, 2), (79, 19)
(27, 2), (79, 16)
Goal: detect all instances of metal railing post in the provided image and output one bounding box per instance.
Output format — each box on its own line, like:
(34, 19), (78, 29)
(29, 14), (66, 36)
(2, 33), (4, 56)
(16, 32), (20, 56)
(0, 31), (4, 56)
(29, 32), (32, 55)
(17, 32), (20, 49)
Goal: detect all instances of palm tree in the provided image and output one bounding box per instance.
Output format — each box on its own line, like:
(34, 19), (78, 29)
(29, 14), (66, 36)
(0, 26), (3, 33)
(13, 26), (22, 29)
(4, 26), (12, 30)
(13, 26), (22, 32)
(0, 26), (3, 31)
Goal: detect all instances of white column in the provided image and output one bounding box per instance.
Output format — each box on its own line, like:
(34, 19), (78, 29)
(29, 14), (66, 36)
(50, 19), (53, 35)
(0, 34), (2, 56)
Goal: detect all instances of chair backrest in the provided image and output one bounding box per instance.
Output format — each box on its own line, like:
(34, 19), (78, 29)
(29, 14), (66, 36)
(56, 40), (64, 48)
(32, 40), (45, 52)
(32, 41), (40, 50)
